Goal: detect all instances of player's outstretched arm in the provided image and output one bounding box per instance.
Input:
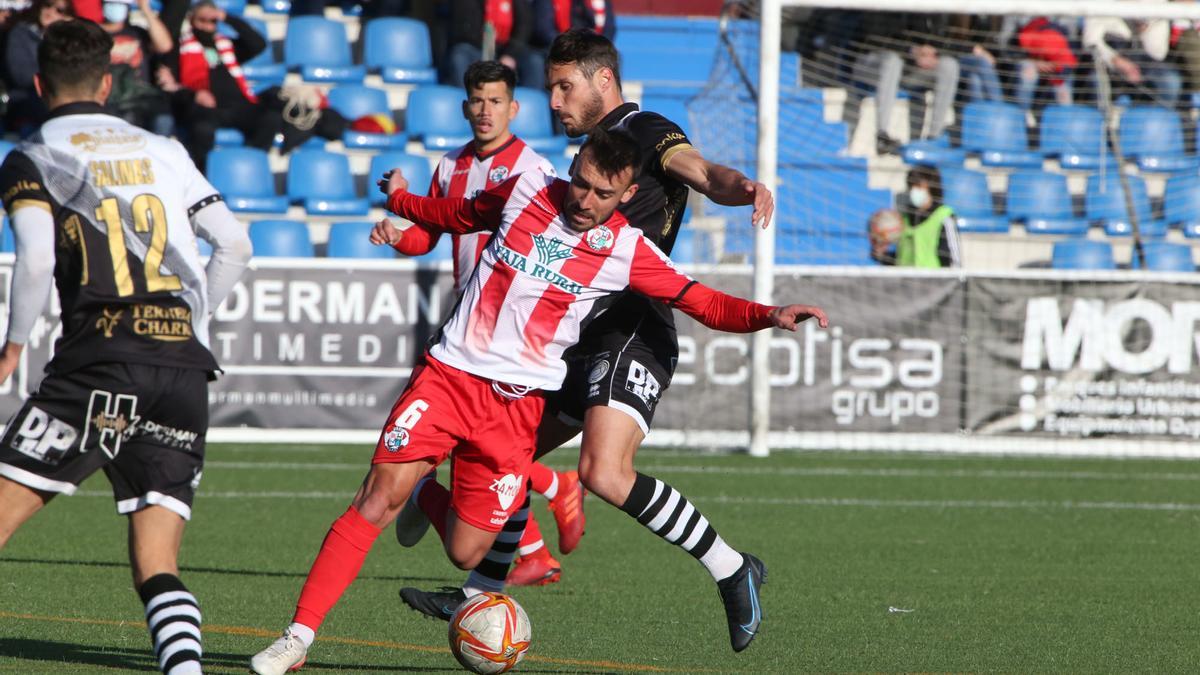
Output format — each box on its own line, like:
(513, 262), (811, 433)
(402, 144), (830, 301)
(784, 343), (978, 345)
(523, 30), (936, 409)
(664, 149), (774, 229)
(380, 168), (513, 235)
(369, 217), (441, 256)
(0, 205), (55, 384)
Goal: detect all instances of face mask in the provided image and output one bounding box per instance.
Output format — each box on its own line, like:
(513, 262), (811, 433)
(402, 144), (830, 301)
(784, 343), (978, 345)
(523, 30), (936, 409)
(102, 2), (129, 24)
(908, 187), (931, 210)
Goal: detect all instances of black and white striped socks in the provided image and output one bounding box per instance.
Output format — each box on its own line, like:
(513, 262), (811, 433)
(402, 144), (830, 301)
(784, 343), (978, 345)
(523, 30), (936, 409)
(139, 574), (202, 675)
(463, 492), (531, 596)
(620, 472), (744, 581)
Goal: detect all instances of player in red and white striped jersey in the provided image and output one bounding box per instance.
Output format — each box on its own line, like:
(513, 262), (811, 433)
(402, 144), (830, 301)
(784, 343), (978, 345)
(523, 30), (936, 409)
(387, 61), (579, 588)
(248, 129), (826, 675)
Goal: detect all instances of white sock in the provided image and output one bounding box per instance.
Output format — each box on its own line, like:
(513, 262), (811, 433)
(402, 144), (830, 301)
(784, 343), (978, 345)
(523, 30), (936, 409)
(288, 622), (316, 648)
(540, 472), (559, 500)
(702, 539), (745, 582)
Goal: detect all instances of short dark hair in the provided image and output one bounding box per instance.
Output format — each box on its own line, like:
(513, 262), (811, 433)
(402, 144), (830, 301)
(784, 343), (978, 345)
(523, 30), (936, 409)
(38, 19), (112, 98)
(463, 60), (516, 97)
(906, 165), (943, 207)
(548, 29), (622, 90)
(578, 127), (641, 183)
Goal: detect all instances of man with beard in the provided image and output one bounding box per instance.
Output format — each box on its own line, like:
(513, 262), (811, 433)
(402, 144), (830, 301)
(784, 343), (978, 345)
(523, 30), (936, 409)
(399, 29), (776, 654)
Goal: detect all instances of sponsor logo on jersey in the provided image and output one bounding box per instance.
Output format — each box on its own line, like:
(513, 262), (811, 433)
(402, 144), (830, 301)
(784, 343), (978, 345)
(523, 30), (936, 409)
(488, 165), (510, 184)
(489, 473), (523, 511)
(384, 427), (410, 452)
(625, 360), (662, 409)
(496, 237), (584, 296)
(132, 305), (193, 342)
(585, 225), (614, 252)
(96, 307), (123, 338)
(71, 129), (146, 154)
(141, 419), (199, 450)
(8, 406), (78, 466)
(82, 390), (140, 459)
(587, 359), (610, 384)
(655, 132), (687, 152)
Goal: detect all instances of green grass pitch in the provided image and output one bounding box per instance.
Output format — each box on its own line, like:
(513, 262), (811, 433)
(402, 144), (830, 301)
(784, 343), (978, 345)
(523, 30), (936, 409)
(1, 444), (1198, 673)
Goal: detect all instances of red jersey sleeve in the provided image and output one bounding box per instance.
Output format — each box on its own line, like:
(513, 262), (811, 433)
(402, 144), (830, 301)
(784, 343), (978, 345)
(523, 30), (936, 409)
(392, 165), (447, 255)
(387, 173), (521, 235)
(628, 237), (775, 333)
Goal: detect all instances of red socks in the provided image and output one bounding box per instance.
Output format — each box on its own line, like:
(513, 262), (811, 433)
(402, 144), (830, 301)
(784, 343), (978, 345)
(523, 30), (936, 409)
(528, 463), (556, 495)
(292, 506), (382, 631)
(416, 479), (451, 541)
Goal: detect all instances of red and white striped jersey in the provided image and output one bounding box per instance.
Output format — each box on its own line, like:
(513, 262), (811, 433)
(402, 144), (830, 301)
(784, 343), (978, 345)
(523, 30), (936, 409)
(428, 136), (555, 293)
(389, 170), (775, 390)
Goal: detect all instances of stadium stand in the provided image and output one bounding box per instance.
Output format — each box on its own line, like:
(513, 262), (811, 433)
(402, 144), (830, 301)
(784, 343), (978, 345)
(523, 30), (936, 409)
(283, 17), (366, 83)
(362, 18), (438, 84)
(1138, 241), (1196, 271)
(960, 101), (1042, 169)
(1006, 171), (1089, 236)
(940, 168), (1009, 233)
(1039, 105), (1110, 171)
(207, 147), (290, 214)
(1051, 239), (1116, 270)
(1117, 106), (1199, 173)
(250, 219), (314, 257)
(511, 88), (568, 153)
(404, 85), (473, 150)
(327, 85), (407, 150)
(326, 221), (395, 259)
(1165, 173), (1200, 238)
(287, 149), (369, 215)
(1084, 172), (1166, 238)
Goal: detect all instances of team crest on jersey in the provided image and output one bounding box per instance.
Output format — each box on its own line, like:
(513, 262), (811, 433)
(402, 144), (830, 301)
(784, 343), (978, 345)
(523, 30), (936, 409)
(585, 225), (614, 252)
(384, 427), (410, 452)
(488, 165), (510, 184)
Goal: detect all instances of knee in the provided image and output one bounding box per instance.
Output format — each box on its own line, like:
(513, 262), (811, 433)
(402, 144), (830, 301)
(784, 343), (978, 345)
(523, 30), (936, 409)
(445, 541), (487, 570)
(577, 453), (631, 505)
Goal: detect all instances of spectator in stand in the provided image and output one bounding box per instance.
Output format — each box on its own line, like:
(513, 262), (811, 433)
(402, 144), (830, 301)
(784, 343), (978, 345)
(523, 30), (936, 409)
(531, 0), (615, 46)
(846, 12), (960, 155)
(69, 0), (98, 21)
(444, 0), (543, 90)
(3, 0), (71, 130)
(1007, 17), (1077, 111)
(1083, 11), (1180, 108)
(895, 166), (961, 269)
(101, 0), (175, 135)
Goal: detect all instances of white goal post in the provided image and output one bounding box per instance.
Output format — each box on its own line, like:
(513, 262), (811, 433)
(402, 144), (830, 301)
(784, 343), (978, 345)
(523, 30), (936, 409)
(747, 0), (1200, 457)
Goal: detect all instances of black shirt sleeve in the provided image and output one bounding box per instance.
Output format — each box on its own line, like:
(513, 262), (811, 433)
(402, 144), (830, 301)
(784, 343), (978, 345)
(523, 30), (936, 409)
(0, 151), (51, 215)
(225, 14), (267, 64)
(624, 111), (693, 174)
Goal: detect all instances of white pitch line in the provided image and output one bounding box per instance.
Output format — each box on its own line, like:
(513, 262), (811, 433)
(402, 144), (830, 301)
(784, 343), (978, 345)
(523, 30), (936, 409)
(72, 489), (1200, 512)
(202, 460), (1200, 483)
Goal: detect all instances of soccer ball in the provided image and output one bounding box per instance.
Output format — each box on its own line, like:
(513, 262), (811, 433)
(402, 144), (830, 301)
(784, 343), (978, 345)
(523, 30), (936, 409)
(448, 592), (532, 674)
(869, 208), (903, 245)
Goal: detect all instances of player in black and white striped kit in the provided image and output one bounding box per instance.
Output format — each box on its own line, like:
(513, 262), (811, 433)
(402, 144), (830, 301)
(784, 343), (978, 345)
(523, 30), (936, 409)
(399, 29), (775, 653)
(0, 20), (251, 675)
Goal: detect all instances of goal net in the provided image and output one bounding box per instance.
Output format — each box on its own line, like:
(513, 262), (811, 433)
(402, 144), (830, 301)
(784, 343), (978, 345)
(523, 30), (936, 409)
(681, 0), (1200, 457)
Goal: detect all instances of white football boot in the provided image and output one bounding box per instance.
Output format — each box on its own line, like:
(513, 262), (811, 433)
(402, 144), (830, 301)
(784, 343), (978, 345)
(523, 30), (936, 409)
(250, 628), (308, 675)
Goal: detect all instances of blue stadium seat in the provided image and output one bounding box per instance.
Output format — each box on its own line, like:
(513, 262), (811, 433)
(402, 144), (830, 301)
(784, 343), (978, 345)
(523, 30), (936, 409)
(0, 215), (9, 253)
(196, 237), (213, 258)
(1006, 171), (1088, 235)
(1137, 241), (1195, 271)
(210, 0), (246, 15)
(327, 221), (396, 259)
(1164, 172), (1200, 237)
(1119, 106), (1200, 172)
(1084, 172), (1167, 237)
(327, 85), (407, 150)
(215, 128), (245, 147)
(249, 220), (313, 257)
(901, 136), (967, 166)
(368, 152), (432, 206)
(363, 18), (437, 84)
(406, 86), (472, 150)
(1051, 239), (1115, 270)
(287, 150), (369, 215)
(961, 101), (1042, 168)
(1040, 105), (1111, 171)
(207, 147), (289, 213)
(512, 87), (567, 153)
(0, 139), (14, 164)
(615, 16), (720, 87)
(283, 17), (365, 83)
(939, 168), (1009, 233)
(260, 0), (289, 13)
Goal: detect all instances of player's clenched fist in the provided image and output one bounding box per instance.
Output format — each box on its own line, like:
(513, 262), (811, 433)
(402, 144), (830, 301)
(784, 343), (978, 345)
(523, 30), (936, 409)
(369, 218), (404, 246)
(377, 168), (409, 197)
(769, 304), (828, 331)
